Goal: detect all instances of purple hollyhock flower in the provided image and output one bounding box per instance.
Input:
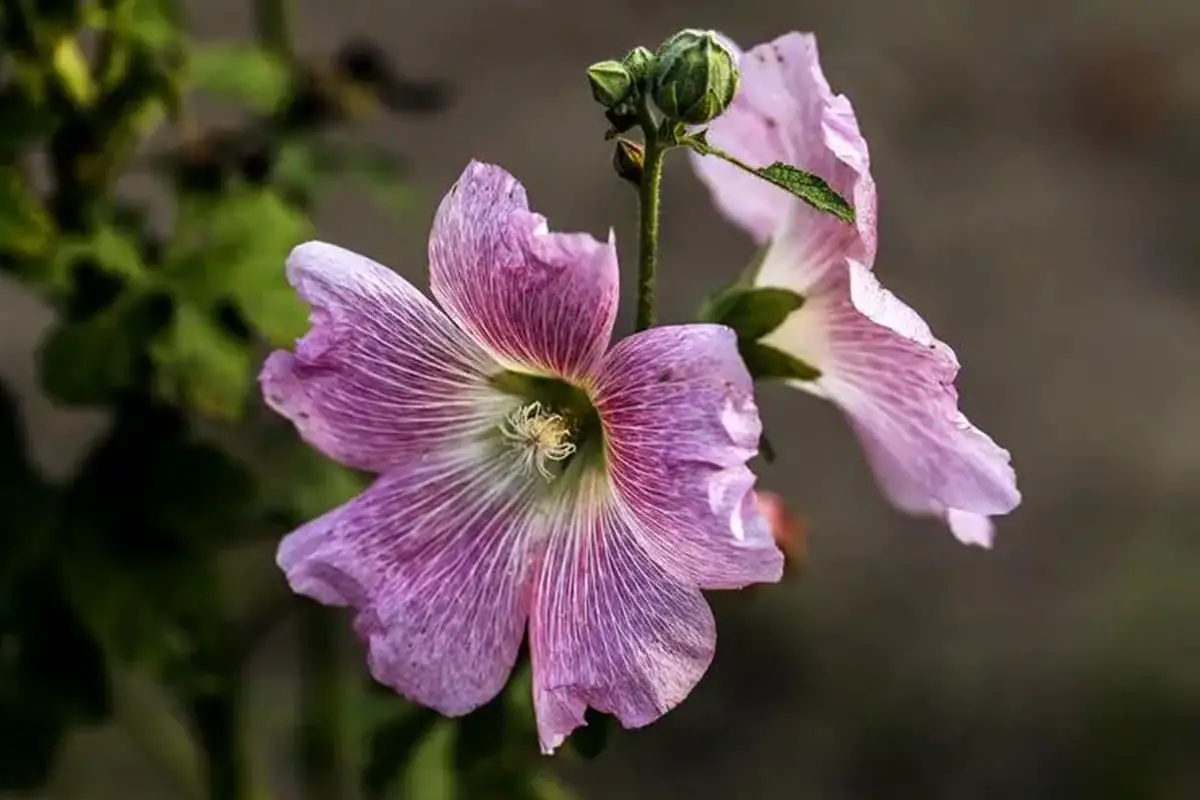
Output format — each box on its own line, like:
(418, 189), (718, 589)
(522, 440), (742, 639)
(690, 33), (1020, 546)
(260, 161), (783, 753)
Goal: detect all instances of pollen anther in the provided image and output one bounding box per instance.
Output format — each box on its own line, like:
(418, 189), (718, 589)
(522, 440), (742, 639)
(500, 401), (577, 480)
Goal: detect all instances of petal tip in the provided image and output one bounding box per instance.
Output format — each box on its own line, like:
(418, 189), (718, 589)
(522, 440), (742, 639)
(258, 349), (304, 417)
(451, 159), (525, 205)
(285, 239), (345, 283)
(946, 509), (996, 548)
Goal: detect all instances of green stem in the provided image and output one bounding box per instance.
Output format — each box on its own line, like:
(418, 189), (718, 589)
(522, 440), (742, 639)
(190, 680), (262, 800)
(635, 122), (666, 332)
(298, 604), (348, 800)
(113, 670), (204, 798)
(254, 0), (293, 59)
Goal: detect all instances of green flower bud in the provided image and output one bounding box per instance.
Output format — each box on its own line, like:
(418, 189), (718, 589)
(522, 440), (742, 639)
(604, 105), (638, 137)
(611, 138), (644, 186)
(650, 29), (739, 124)
(621, 46), (655, 84)
(586, 60), (634, 108)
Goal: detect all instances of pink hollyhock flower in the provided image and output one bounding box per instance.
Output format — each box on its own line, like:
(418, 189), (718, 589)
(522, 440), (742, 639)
(690, 33), (1020, 546)
(260, 161), (783, 753)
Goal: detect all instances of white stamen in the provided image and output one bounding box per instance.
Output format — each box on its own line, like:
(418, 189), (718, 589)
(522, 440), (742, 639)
(499, 401), (577, 480)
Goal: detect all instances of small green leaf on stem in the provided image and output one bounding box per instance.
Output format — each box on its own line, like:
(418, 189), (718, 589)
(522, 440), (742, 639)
(755, 162), (854, 222)
(738, 340), (822, 383)
(700, 285), (804, 341)
(685, 132), (855, 223)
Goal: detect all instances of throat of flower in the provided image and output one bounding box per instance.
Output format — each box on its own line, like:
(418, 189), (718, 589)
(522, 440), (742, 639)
(500, 401), (577, 481)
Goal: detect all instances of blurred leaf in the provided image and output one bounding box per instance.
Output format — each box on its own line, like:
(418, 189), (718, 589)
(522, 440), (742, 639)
(316, 142), (413, 214)
(0, 87), (56, 158)
(398, 719), (456, 800)
(0, 698), (64, 791)
(66, 399), (254, 548)
(51, 225), (146, 287)
(60, 546), (223, 678)
(531, 775), (579, 800)
(148, 439), (257, 544)
(0, 167), (54, 258)
(57, 404), (240, 678)
(35, 0), (86, 30)
(274, 137), (322, 199)
(261, 441), (365, 522)
(83, 46), (181, 187)
(362, 706), (440, 794)
(167, 187), (311, 344)
(0, 383), (56, 592)
(151, 303), (251, 420)
(110, 0), (182, 50)
(0, 577), (111, 791)
(453, 667), (546, 799)
(454, 692), (509, 778)
(38, 292), (168, 405)
(185, 45), (292, 113)
(0, 381), (29, 476)
(51, 36), (96, 107)
(275, 138), (413, 214)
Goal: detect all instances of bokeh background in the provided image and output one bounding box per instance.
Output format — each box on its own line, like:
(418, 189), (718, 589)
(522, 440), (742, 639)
(4, 0), (1200, 797)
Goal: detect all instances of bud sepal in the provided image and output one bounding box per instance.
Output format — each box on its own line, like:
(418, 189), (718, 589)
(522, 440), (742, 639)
(586, 60), (634, 108)
(611, 138), (645, 186)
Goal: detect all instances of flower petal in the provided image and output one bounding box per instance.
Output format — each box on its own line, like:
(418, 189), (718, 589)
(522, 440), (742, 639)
(428, 161), (619, 380)
(592, 324), (784, 589)
(260, 241), (505, 473)
(764, 261), (1021, 537)
(277, 442), (542, 716)
(946, 509), (995, 549)
(690, 32), (877, 268)
(529, 478), (716, 754)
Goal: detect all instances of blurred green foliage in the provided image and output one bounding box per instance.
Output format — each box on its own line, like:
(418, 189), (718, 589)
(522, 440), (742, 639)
(0, 0), (573, 797)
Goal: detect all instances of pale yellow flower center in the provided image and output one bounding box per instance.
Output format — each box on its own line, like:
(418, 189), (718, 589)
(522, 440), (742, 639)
(499, 401), (577, 480)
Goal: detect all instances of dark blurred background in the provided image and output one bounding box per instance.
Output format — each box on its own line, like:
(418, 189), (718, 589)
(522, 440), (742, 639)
(4, 0), (1200, 798)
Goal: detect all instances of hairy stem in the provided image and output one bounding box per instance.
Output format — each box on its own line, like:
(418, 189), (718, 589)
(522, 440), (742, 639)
(635, 113), (667, 332)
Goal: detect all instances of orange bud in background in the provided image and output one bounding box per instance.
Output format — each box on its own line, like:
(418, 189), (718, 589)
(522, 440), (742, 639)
(755, 491), (808, 577)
